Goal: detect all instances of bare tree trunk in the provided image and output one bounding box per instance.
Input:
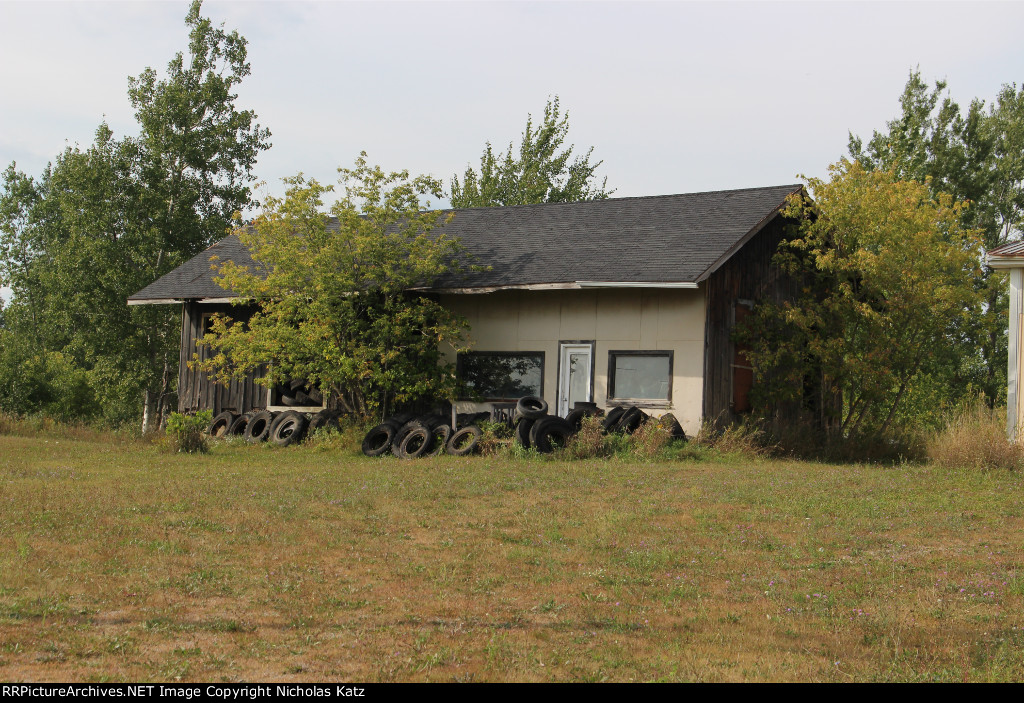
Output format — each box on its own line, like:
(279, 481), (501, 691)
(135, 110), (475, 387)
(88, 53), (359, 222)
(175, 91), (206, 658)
(142, 390), (153, 434)
(156, 355), (173, 430)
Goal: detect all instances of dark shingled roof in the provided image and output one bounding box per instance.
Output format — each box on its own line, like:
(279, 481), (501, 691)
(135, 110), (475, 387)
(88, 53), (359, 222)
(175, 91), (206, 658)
(128, 184), (801, 302)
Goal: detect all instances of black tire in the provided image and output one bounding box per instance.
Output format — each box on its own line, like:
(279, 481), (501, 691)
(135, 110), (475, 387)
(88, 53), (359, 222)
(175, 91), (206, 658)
(426, 424), (452, 457)
(615, 406), (647, 434)
(307, 388), (324, 405)
(658, 413), (687, 441)
(244, 411), (274, 443)
(278, 394), (299, 407)
(564, 408), (588, 433)
(528, 414), (553, 447)
(397, 426), (433, 459)
(362, 423), (397, 457)
(532, 417), (575, 454)
(391, 420), (426, 457)
(446, 425), (482, 456)
(515, 417), (535, 449)
(516, 396), (548, 420)
(602, 407), (626, 432)
(269, 411), (308, 446)
(572, 401), (599, 412)
(227, 413), (251, 436)
(207, 411), (236, 438)
(288, 378), (307, 392)
(308, 409), (340, 434)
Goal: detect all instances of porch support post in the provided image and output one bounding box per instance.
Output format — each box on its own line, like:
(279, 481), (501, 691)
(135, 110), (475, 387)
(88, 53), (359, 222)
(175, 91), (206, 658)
(1008, 268), (1023, 442)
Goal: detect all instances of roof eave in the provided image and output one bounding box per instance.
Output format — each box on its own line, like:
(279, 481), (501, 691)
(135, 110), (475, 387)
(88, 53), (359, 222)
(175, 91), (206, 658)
(422, 280), (700, 294)
(986, 256), (1024, 270)
(693, 185), (802, 283)
(127, 296), (237, 306)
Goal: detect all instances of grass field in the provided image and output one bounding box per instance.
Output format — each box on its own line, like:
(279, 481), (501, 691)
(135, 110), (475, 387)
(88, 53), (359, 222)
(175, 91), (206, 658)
(1, 433), (1023, 682)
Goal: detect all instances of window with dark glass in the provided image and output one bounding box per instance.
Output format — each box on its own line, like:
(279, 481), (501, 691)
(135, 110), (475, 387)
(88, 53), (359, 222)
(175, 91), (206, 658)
(458, 352), (544, 399)
(608, 351), (672, 401)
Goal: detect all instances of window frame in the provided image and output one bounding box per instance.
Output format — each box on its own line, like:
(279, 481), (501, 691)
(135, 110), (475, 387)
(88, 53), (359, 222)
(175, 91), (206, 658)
(456, 350), (546, 401)
(606, 349), (674, 408)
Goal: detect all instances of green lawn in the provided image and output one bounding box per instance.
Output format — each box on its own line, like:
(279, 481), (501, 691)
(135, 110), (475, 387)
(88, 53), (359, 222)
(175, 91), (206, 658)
(1, 433), (1023, 682)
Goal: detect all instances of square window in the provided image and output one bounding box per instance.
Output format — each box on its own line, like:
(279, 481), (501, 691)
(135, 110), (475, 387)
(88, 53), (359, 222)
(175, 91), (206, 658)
(458, 352), (544, 400)
(608, 351), (672, 402)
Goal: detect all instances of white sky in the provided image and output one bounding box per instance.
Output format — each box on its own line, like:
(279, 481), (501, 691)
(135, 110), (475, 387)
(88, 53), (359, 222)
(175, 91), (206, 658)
(1, 0), (1023, 207)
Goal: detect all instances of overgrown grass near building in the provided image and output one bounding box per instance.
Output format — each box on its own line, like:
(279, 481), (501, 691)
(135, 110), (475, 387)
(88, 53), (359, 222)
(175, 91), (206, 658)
(1, 427), (1023, 682)
(927, 405), (1024, 471)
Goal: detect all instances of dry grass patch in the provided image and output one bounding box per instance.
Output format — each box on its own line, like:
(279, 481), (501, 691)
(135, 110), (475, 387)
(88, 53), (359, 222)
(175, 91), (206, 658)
(1, 435), (1023, 681)
(928, 405), (1024, 471)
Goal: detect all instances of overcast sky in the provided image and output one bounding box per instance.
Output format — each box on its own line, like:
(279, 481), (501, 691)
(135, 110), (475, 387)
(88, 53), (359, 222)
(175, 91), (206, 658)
(2, 0), (1023, 207)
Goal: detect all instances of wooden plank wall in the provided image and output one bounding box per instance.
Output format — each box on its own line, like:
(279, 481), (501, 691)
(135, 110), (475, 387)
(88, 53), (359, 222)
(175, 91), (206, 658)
(178, 301), (266, 414)
(702, 217), (802, 425)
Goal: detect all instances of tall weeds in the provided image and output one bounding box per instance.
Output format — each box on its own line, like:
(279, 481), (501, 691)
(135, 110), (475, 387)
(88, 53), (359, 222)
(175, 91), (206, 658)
(927, 405), (1022, 471)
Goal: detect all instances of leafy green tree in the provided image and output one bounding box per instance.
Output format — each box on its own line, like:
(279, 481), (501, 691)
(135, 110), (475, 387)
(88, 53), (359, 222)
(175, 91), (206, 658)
(0, 1), (270, 428)
(196, 154), (471, 419)
(28, 126), (149, 424)
(450, 96), (612, 207)
(849, 70), (1024, 409)
(0, 164), (43, 331)
(739, 160), (984, 438)
(128, 0), (271, 429)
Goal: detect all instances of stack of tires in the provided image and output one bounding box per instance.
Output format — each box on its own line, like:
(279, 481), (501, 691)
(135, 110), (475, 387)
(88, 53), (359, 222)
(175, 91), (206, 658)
(206, 408), (342, 447)
(512, 396), (580, 454)
(511, 396), (686, 453)
(271, 379), (324, 408)
(361, 412), (483, 459)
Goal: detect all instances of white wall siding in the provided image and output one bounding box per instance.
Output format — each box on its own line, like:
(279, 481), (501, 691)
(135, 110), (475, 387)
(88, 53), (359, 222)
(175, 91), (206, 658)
(441, 288), (706, 436)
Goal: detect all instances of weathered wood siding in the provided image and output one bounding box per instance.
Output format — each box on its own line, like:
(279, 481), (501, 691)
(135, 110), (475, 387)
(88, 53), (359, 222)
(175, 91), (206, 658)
(702, 216), (800, 424)
(178, 301), (266, 414)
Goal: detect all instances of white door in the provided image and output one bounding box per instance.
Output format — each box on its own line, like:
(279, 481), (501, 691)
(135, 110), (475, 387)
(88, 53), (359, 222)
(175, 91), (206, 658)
(558, 343), (593, 417)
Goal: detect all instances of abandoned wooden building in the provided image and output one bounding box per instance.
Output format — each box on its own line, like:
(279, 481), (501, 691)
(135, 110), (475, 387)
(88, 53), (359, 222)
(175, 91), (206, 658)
(128, 184), (805, 436)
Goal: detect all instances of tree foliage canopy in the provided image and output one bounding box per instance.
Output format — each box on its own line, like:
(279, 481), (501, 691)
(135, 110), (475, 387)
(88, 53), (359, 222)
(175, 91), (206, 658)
(0, 1), (269, 426)
(849, 70), (1024, 411)
(450, 96), (612, 208)
(738, 160), (984, 437)
(195, 155), (471, 419)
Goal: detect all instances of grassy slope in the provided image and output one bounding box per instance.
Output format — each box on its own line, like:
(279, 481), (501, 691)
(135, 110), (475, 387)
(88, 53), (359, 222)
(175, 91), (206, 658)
(1, 434), (1023, 682)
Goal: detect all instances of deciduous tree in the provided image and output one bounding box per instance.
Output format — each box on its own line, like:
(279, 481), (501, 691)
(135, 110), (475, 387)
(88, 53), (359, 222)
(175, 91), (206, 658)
(849, 70), (1024, 410)
(450, 96), (612, 208)
(0, 1), (270, 427)
(196, 154), (471, 419)
(738, 160), (984, 437)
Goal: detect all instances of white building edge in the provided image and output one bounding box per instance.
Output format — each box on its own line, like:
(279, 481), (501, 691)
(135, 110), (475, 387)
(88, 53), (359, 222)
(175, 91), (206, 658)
(987, 243), (1024, 441)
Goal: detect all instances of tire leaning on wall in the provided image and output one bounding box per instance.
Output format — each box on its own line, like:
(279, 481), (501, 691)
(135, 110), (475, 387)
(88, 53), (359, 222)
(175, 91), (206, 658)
(244, 411), (275, 443)
(514, 417), (535, 449)
(269, 411), (309, 447)
(564, 408), (588, 433)
(207, 411), (237, 438)
(396, 425), (434, 459)
(362, 422), (399, 457)
(602, 407), (626, 433)
(614, 406), (647, 435)
(447, 426), (482, 456)
(391, 420), (424, 458)
(426, 424), (452, 457)
(531, 416), (575, 454)
(227, 413), (253, 436)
